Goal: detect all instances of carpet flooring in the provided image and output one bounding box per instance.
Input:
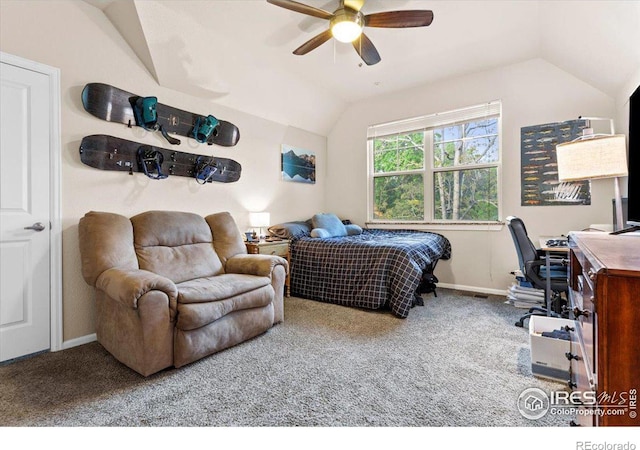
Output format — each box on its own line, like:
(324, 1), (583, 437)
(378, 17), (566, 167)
(0, 289), (571, 427)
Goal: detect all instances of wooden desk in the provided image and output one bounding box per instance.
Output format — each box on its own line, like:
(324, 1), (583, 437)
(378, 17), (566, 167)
(567, 232), (640, 426)
(538, 236), (569, 253)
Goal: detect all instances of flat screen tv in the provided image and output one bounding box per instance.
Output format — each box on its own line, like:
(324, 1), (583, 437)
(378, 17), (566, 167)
(613, 84), (640, 234)
(628, 85), (640, 226)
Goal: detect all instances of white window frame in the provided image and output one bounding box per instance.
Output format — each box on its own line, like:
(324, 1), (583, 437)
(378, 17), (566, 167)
(367, 102), (503, 230)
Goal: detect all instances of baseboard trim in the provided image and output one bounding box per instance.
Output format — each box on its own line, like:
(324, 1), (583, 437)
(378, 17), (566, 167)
(61, 333), (97, 351)
(438, 283), (508, 297)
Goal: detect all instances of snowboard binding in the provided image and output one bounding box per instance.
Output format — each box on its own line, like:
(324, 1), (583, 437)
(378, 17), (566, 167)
(137, 146), (168, 180)
(195, 156), (219, 184)
(133, 96), (180, 145)
(133, 96), (158, 131)
(193, 115), (220, 144)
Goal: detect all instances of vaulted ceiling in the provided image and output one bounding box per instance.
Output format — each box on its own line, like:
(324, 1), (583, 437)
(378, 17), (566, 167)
(85, 0), (640, 135)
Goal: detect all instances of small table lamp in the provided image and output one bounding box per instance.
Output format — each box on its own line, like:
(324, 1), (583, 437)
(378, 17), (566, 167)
(556, 134), (628, 231)
(249, 212), (270, 240)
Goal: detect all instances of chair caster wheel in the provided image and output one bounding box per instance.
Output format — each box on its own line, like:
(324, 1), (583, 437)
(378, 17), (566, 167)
(515, 321), (523, 327)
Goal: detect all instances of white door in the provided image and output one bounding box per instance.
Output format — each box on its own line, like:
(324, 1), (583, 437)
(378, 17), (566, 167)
(0, 60), (52, 361)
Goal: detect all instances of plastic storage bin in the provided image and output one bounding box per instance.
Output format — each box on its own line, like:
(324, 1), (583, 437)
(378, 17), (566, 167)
(529, 315), (575, 382)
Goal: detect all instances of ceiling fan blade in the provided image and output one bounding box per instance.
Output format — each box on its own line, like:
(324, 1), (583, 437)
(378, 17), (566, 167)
(352, 33), (381, 66)
(343, 0), (366, 12)
(267, 0), (334, 20)
(293, 29), (334, 55)
(364, 10), (434, 28)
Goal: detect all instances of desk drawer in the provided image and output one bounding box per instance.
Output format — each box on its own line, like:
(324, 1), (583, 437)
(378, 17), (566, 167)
(572, 276), (595, 373)
(569, 245), (597, 375)
(261, 243), (288, 257)
(246, 242), (289, 257)
(569, 242), (599, 295)
(569, 331), (596, 427)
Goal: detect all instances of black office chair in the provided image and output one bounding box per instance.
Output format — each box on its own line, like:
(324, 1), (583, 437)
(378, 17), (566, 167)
(506, 216), (569, 327)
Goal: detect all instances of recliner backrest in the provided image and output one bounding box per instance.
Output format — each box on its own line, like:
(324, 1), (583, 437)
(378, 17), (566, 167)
(79, 211), (139, 286)
(206, 211), (247, 265)
(132, 211), (224, 283)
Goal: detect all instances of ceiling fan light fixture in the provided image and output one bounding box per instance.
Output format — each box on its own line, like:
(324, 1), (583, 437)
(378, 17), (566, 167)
(330, 8), (363, 43)
(268, 0), (434, 66)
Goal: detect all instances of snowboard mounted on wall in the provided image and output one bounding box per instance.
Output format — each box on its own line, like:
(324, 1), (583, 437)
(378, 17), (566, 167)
(79, 134), (241, 183)
(81, 82), (240, 147)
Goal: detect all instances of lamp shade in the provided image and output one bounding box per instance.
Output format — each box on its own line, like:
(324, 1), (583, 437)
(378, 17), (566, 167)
(249, 212), (270, 228)
(556, 135), (628, 181)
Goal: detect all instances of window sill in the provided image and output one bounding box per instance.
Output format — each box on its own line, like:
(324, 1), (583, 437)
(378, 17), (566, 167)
(365, 221), (505, 232)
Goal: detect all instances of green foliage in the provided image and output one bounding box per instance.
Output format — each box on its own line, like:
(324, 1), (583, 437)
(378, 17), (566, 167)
(373, 132), (424, 173)
(374, 174), (424, 221)
(433, 168), (499, 220)
(372, 118), (499, 222)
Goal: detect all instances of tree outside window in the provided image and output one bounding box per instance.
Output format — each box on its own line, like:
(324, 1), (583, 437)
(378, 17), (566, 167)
(369, 108), (501, 223)
(373, 132), (424, 221)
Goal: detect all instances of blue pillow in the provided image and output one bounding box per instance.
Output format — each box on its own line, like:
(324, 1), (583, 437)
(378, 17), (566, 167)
(268, 221), (311, 239)
(345, 224), (363, 236)
(310, 228), (332, 238)
(311, 213), (347, 238)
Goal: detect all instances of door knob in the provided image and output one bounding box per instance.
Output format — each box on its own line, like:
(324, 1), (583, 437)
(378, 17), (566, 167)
(24, 222), (46, 232)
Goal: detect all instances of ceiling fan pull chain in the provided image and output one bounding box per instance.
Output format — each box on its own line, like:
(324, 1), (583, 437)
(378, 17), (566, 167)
(333, 39), (336, 64)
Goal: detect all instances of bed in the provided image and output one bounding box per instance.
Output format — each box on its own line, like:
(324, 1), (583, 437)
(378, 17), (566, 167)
(268, 215), (452, 318)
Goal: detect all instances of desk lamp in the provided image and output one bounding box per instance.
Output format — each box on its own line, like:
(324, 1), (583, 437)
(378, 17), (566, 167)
(249, 212), (270, 240)
(556, 119), (628, 231)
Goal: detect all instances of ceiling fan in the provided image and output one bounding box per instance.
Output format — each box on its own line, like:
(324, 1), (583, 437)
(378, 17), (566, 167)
(267, 0), (434, 66)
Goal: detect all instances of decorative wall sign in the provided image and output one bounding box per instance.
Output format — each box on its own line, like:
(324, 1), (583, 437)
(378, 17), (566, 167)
(520, 119), (590, 206)
(281, 144), (315, 184)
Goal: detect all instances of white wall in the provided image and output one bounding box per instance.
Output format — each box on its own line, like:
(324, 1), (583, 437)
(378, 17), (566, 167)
(326, 59), (617, 293)
(0, 0), (326, 341)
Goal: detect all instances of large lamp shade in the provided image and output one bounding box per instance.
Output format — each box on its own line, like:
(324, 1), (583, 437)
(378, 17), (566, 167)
(556, 135), (628, 181)
(556, 134), (628, 231)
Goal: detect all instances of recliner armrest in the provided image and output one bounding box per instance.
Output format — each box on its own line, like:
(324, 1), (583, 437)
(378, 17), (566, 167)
(225, 254), (288, 277)
(95, 268), (178, 313)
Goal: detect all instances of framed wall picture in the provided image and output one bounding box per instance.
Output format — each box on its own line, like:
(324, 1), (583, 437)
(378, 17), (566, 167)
(281, 144), (315, 184)
(520, 119), (591, 206)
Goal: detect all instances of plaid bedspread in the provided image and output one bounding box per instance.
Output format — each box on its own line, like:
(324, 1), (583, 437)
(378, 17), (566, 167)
(289, 229), (452, 318)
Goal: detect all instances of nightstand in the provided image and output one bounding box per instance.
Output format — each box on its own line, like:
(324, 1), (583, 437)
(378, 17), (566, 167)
(245, 240), (290, 297)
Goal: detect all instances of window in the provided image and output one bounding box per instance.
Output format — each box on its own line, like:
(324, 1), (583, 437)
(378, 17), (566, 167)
(368, 102), (501, 224)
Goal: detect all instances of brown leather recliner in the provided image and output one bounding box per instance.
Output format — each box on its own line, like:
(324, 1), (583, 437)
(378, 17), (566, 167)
(78, 210), (287, 376)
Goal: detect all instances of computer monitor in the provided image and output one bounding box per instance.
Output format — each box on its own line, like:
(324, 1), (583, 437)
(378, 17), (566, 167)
(610, 85), (640, 234)
(628, 86), (640, 227)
